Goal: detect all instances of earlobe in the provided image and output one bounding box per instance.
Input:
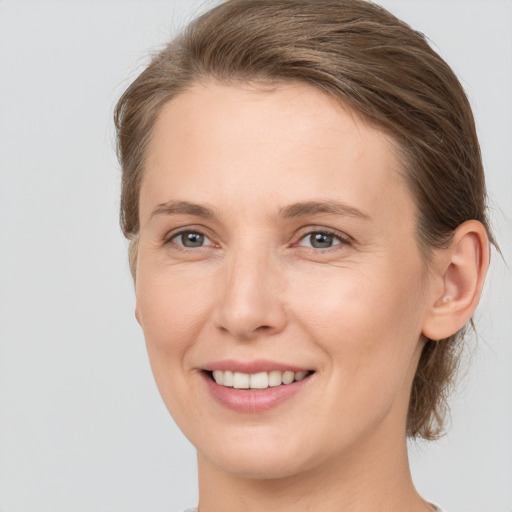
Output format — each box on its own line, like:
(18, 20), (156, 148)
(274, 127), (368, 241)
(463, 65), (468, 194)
(422, 220), (489, 341)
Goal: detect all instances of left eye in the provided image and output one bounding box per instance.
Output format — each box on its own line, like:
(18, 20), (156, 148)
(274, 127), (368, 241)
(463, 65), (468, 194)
(171, 231), (212, 248)
(298, 231), (343, 249)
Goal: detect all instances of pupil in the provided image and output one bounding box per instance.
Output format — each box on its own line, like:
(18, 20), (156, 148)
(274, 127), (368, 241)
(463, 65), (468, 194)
(183, 232), (204, 247)
(311, 232), (332, 248)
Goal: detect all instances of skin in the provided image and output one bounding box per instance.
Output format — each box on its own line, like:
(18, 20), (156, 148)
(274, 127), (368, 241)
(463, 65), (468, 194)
(134, 81), (488, 511)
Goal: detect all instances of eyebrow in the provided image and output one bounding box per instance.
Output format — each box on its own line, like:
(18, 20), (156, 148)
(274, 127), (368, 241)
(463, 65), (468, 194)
(279, 201), (371, 220)
(150, 199), (370, 221)
(150, 201), (215, 219)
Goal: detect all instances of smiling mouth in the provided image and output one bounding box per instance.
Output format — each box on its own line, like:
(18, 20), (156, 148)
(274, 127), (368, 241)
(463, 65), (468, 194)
(205, 369), (314, 390)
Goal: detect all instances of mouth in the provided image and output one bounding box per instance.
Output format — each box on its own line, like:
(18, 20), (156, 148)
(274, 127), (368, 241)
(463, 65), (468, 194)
(200, 360), (315, 412)
(204, 369), (315, 390)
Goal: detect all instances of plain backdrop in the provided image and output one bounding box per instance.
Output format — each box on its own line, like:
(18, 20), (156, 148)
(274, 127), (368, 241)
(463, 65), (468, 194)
(0, 1), (511, 511)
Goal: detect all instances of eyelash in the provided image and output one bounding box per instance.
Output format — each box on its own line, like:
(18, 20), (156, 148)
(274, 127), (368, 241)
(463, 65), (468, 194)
(164, 229), (216, 251)
(164, 227), (352, 253)
(295, 228), (351, 251)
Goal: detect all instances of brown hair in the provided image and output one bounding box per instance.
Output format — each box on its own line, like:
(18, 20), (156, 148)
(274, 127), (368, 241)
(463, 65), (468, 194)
(114, 0), (494, 439)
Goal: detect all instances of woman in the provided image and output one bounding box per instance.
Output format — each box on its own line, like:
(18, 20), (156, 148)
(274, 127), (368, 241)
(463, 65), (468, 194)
(114, 1), (493, 510)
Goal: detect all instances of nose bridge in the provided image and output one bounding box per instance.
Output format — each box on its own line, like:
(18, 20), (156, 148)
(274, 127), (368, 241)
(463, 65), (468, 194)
(214, 238), (287, 340)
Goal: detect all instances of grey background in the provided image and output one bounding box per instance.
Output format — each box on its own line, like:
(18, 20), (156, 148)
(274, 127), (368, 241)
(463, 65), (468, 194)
(0, 1), (510, 511)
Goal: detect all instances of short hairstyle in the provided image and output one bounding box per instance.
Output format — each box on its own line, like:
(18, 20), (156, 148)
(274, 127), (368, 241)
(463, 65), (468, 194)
(114, 0), (495, 439)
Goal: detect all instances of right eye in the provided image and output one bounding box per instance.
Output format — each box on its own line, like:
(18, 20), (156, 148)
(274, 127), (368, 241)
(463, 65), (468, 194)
(170, 230), (213, 249)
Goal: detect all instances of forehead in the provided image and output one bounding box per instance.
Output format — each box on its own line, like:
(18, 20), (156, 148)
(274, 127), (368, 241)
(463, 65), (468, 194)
(141, 80), (415, 228)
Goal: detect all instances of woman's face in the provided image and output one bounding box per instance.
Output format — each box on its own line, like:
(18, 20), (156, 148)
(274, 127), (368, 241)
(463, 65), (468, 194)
(135, 81), (435, 479)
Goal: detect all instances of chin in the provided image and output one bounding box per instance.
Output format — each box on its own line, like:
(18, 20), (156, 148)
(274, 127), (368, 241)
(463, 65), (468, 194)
(195, 425), (324, 480)
(205, 447), (313, 480)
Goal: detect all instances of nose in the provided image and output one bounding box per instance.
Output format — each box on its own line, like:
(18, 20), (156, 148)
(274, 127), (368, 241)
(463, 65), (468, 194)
(213, 249), (288, 341)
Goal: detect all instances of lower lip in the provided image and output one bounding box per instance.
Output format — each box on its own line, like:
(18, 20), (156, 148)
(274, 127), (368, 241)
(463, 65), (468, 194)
(201, 372), (312, 413)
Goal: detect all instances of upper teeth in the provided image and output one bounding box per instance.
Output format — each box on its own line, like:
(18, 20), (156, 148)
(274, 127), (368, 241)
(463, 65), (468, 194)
(212, 370), (309, 389)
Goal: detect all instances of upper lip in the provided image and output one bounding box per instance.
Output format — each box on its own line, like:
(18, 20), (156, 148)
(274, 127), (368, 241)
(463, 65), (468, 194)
(203, 359), (312, 374)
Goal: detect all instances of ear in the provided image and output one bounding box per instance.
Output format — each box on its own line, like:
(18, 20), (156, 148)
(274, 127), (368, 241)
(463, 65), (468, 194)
(422, 220), (490, 341)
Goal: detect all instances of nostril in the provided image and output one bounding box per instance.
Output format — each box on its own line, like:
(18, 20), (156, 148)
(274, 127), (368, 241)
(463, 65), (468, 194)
(255, 325), (272, 332)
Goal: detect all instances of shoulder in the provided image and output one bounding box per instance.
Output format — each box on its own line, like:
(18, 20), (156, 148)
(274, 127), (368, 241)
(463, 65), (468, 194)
(178, 507), (446, 512)
(178, 507), (446, 511)
(178, 506), (446, 512)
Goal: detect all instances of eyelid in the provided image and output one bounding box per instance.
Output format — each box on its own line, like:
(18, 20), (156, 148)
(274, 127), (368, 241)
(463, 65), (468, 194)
(161, 224), (352, 251)
(163, 226), (217, 249)
(296, 226), (352, 243)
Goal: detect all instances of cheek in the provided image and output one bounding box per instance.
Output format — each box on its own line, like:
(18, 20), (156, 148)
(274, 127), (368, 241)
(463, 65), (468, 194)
(135, 263), (215, 364)
(287, 260), (425, 379)
(135, 263), (217, 424)
(283, 262), (426, 444)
